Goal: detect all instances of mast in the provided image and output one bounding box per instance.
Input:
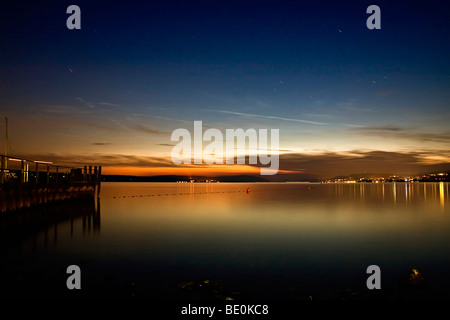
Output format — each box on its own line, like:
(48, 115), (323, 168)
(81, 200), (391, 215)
(1, 117), (6, 183)
(4, 116), (7, 169)
(5, 117), (8, 162)
(5, 117), (7, 154)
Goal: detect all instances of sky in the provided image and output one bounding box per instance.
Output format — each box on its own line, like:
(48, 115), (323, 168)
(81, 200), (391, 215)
(1, 0), (449, 179)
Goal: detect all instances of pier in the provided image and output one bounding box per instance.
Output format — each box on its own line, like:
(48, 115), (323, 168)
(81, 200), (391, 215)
(0, 154), (101, 213)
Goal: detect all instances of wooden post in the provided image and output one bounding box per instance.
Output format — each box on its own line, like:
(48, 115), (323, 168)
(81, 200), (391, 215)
(35, 162), (39, 184)
(1, 155), (4, 184)
(88, 165), (92, 182)
(83, 166), (87, 181)
(97, 166), (102, 197)
(55, 166), (59, 184)
(25, 163), (29, 182)
(20, 160), (25, 183)
(94, 166), (98, 184)
(95, 194), (101, 232)
(46, 165), (50, 185)
(4, 118), (8, 175)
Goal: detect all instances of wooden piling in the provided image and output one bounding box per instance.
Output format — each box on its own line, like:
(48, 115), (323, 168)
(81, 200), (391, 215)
(35, 162), (39, 184)
(97, 166), (102, 197)
(1, 155), (4, 184)
(20, 159), (25, 183)
(47, 165), (50, 185)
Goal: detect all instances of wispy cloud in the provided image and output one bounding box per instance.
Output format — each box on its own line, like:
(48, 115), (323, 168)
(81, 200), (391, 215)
(97, 102), (123, 107)
(109, 119), (129, 131)
(44, 105), (92, 114)
(351, 125), (450, 143)
(276, 150), (450, 177)
(107, 119), (167, 135)
(92, 142), (111, 146)
(157, 143), (176, 147)
(76, 98), (124, 109)
(351, 125), (405, 132)
(17, 153), (177, 168)
(216, 110), (327, 125)
(76, 97), (96, 108)
(131, 114), (191, 124)
(213, 110), (362, 127)
(133, 124), (167, 135)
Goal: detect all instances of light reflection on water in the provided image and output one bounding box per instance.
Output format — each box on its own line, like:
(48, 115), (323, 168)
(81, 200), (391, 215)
(1, 182), (449, 299)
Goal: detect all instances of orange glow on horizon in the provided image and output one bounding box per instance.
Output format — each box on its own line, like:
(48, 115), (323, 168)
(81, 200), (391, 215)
(103, 165), (297, 177)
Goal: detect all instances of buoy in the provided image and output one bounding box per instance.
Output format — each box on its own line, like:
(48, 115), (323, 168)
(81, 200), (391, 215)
(307, 186), (311, 190)
(246, 188), (251, 193)
(409, 268), (424, 285)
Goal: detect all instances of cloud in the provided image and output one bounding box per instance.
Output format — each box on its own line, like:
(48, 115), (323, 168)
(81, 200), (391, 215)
(75, 97), (95, 108)
(276, 150), (450, 177)
(131, 114), (192, 124)
(17, 153), (177, 168)
(351, 125), (405, 132)
(215, 110), (327, 125)
(97, 102), (122, 107)
(351, 125), (450, 143)
(76, 98), (124, 109)
(93, 154), (175, 167)
(92, 142), (111, 146)
(109, 119), (129, 131)
(44, 105), (92, 114)
(133, 125), (167, 135)
(213, 110), (362, 127)
(157, 143), (176, 147)
(15, 149), (450, 180)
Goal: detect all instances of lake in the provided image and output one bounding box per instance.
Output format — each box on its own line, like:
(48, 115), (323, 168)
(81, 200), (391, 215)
(1, 182), (449, 300)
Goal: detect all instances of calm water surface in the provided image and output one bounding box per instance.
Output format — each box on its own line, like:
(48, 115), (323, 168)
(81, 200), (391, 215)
(1, 182), (449, 300)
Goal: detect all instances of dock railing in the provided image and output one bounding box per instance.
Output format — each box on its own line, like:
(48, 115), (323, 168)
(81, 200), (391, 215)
(0, 154), (102, 213)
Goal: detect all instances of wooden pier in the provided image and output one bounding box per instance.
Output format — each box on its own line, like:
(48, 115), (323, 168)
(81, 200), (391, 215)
(0, 154), (101, 213)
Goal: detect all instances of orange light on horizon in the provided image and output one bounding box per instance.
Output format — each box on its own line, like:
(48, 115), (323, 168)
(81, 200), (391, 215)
(102, 164), (297, 177)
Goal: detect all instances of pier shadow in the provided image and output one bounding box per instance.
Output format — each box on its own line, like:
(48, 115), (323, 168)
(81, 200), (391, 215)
(0, 196), (100, 247)
(0, 197), (101, 299)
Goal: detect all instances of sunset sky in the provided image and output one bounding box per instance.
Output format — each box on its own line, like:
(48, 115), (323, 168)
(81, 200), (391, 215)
(1, 0), (449, 179)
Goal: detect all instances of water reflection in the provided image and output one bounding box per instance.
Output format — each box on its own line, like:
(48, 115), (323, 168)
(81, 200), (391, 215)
(98, 182), (450, 299)
(1, 182), (449, 300)
(1, 198), (100, 262)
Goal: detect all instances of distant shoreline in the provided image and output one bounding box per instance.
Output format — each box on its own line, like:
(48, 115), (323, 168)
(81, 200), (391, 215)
(101, 176), (449, 184)
(100, 171), (449, 183)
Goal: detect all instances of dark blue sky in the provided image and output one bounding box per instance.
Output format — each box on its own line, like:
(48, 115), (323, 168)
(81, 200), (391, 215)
(1, 0), (449, 177)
